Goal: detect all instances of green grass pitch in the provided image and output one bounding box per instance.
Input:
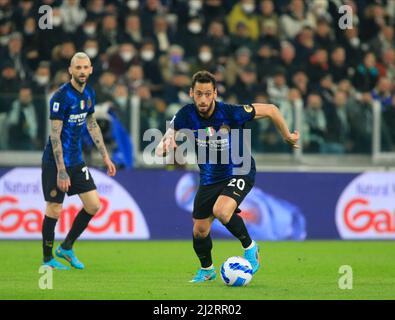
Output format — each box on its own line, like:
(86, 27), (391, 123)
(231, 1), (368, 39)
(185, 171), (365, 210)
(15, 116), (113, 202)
(0, 240), (394, 300)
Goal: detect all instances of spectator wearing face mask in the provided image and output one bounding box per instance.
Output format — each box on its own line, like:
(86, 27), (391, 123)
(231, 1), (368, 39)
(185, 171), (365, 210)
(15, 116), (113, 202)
(82, 38), (103, 81)
(37, 7), (67, 61)
(173, 0), (204, 32)
(227, 0), (260, 41)
(175, 16), (206, 58)
(159, 44), (190, 83)
(75, 18), (99, 49)
(108, 42), (138, 76)
(139, 40), (163, 97)
(110, 83), (132, 132)
(31, 62), (51, 95)
(190, 44), (216, 76)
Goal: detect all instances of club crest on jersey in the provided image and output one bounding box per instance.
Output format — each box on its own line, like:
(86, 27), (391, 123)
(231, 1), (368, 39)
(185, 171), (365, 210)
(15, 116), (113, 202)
(87, 98), (92, 108)
(243, 104), (253, 113)
(80, 100), (85, 110)
(205, 126), (215, 137)
(219, 124), (230, 135)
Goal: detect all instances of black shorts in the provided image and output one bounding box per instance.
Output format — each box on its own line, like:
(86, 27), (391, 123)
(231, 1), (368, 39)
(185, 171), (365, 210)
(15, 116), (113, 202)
(42, 163), (97, 203)
(192, 177), (254, 219)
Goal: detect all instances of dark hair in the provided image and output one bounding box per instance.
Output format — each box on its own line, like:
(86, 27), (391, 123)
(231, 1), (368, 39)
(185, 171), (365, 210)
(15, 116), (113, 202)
(191, 70), (216, 89)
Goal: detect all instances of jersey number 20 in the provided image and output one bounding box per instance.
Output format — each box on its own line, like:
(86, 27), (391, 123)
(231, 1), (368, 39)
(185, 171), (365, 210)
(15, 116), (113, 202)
(227, 178), (245, 191)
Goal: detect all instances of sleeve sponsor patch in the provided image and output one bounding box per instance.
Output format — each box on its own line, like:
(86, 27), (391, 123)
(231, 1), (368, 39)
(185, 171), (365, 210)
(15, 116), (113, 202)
(243, 104), (253, 113)
(53, 102), (60, 112)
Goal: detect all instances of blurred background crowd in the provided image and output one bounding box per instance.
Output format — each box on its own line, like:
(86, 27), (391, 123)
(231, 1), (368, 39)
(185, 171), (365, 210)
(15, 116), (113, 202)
(0, 0), (394, 162)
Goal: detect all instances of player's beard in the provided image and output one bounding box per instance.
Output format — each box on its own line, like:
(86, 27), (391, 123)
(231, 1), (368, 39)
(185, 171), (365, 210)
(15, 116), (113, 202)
(196, 100), (215, 117)
(74, 74), (89, 86)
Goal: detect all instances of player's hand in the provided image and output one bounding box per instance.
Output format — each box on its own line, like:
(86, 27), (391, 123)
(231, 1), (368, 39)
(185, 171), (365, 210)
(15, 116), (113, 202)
(284, 131), (300, 149)
(163, 135), (177, 154)
(57, 169), (71, 192)
(104, 156), (116, 176)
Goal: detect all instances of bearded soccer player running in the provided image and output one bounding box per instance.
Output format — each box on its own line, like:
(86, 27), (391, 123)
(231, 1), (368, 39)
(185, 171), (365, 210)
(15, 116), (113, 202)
(156, 71), (299, 282)
(41, 52), (116, 270)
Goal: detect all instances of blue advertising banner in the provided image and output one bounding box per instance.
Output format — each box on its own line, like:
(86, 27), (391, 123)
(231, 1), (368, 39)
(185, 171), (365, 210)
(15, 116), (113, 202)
(1, 168), (394, 240)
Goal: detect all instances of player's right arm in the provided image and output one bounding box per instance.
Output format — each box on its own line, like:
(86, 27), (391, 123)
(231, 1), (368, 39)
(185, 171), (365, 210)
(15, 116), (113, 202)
(50, 119), (71, 192)
(155, 128), (177, 157)
(156, 110), (186, 157)
(252, 103), (300, 148)
(49, 91), (71, 193)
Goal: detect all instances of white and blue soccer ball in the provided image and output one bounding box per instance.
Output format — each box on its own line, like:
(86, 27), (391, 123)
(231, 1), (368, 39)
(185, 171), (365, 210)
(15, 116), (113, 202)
(220, 256), (253, 286)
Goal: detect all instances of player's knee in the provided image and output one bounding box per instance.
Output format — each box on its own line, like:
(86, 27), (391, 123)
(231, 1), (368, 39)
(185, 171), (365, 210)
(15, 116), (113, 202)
(193, 224), (210, 239)
(84, 201), (101, 215)
(212, 205), (232, 224)
(46, 203), (62, 219)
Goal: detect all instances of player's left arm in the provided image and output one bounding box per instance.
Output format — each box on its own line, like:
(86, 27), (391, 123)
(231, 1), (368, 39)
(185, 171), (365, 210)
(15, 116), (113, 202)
(252, 103), (300, 148)
(86, 113), (117, 176)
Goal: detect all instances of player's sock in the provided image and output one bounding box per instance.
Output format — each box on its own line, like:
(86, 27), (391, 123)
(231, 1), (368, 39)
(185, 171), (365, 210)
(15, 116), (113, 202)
(193, 233), (213, 268)
(61, 208), (93, 250)
(42, 215), (58, 262)
(224, 213), (252, 249)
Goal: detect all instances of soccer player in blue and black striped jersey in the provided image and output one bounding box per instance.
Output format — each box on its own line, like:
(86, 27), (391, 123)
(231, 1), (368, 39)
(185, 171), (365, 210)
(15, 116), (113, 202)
(156, 71), (299, 282)
(41, 52), (116, 270)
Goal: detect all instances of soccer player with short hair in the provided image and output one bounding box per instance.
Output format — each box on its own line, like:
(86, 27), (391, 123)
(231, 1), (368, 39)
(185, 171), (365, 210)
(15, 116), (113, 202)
(41, 52), (116, 270)
(156, 70), (299, 282)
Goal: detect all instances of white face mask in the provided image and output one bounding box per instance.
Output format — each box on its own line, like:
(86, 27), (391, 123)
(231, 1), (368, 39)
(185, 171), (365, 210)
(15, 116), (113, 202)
(350, 38), (360, 47)
(188, 22), (202, 34)
(241, 3), (255, 14)
(85, 47), (98, 58)
(189, 0), (202, 11)
(199, 51), (212, 63)
(115, 96), (128, 107)
(127, 0), (139, 10)
(84, 26), (96, 36)
(141, 50), (155, 61)
(120, 51), (134, 62)
(52, 16), (62, 27)
(35, 75), (50, 86)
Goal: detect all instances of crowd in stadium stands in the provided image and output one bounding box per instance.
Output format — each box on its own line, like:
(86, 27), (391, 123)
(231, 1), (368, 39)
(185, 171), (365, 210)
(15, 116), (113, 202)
(0, 0), (394, 156)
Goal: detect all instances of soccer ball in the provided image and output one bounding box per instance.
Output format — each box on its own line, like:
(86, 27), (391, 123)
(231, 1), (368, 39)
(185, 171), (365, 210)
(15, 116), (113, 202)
(220, 256), (253, 286)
